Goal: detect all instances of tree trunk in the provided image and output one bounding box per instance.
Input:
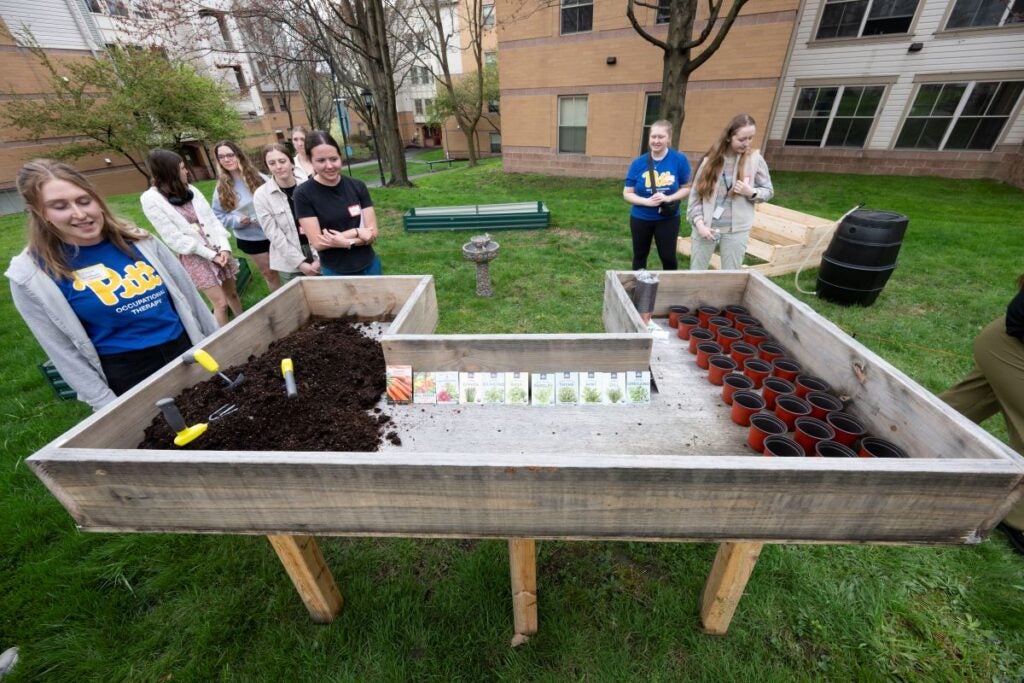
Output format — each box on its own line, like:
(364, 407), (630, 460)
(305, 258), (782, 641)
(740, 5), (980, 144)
(660, 1), (697, 147)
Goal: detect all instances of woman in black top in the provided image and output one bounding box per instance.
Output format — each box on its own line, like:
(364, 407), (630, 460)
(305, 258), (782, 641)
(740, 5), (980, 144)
(940, 274), (1024, 554)
(293, 131), (380, 275)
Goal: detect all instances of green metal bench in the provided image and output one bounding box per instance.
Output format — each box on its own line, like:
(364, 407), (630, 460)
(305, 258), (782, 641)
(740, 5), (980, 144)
(403, 201), (550, 232)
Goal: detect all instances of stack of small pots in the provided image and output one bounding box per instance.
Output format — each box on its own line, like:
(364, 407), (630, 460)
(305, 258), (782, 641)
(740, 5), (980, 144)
(669, 303), (908, 459)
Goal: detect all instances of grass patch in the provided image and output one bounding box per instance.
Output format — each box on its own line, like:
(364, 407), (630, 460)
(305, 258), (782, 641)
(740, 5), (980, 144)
(2, 162), (1023, 680)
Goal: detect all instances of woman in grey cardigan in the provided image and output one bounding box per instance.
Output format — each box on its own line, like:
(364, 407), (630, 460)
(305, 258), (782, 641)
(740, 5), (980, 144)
(686, 114), (774, 271)
(7, 160), (217, 410)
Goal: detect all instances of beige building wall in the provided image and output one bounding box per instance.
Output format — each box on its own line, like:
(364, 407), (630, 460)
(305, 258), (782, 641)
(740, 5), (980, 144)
(494, 0), (798, 176)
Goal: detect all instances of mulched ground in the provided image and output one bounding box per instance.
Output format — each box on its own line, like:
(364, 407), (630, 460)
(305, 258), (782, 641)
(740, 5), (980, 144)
(139, 318), (400, 451)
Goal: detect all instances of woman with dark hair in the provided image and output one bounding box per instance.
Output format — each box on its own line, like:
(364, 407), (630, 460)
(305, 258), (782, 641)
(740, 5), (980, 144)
(622, 119), (691, 270)
(253, 143), (320, 282)
(141, 148), (242, 325)
(293, 130), (381, 276)
(940, 274), (1024, 555)
(686, 113), (774, 270)
(211, 140), (280, 291)
(6, 159), (217, 409)
(291, 125), (314, 181)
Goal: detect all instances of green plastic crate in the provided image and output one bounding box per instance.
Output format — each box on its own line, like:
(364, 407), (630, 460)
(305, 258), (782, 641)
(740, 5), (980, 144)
(404, 201), (550, 232)
(38, 360), (76, 401)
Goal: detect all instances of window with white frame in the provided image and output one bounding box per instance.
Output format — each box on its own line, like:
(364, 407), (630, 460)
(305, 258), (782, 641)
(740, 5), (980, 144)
(946, 0), (1023, 29)
(895, 80), (1024, 150)
(656, 0), (670, 24)
(414, 99), (424, 115)
(639, 93), (662, 154)
(815, 0), (918, 39)
(558, 95), (588, 153)
(561, 0), (593, 34)
(490, 133), (502, 153)
(785, 85), (884, 147)
(483, 2), (496, 26)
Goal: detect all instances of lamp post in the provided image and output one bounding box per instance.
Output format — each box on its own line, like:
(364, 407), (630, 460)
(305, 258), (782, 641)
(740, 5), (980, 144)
(333, 95), (354, 177)
(361, 88), (387, 186)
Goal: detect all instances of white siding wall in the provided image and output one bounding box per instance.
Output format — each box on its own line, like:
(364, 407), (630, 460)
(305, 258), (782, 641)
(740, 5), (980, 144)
(770, 0), (1024, 149)
(1, 0), (98, 50)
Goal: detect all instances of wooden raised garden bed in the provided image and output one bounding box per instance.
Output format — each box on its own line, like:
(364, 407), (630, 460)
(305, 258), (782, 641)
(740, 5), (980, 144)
(403, 201), (550, 232)
(25, 273), (1024, 642)
(677, 203), (837, 275)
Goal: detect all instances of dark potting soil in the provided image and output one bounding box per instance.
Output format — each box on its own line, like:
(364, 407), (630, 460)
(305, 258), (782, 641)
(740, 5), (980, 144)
(139, 318), (401, 452)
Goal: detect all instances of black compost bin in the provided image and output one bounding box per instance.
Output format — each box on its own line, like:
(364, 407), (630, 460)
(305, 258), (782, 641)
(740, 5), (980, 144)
(816, 209), (908, 306)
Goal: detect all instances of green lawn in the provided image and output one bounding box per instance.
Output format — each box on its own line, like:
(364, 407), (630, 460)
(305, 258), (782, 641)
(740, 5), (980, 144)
(2, 161), (1023, 681)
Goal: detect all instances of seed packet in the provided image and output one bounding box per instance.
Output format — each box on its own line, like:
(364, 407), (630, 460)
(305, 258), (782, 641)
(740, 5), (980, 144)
(435, 371), (459, 404)
(386, 365), (413, 405)
(530, 372), (555, 406)
(413, 371), (436, 404)
(505, 372), (529, 405)
(555, 371), (579, 406)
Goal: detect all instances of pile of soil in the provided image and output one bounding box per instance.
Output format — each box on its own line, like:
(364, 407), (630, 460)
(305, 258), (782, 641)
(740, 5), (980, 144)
(139, 318), (400, 452)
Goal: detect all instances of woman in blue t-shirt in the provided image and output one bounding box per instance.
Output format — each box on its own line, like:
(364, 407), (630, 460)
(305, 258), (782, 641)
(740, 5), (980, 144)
(6, 160), (218, 410)
(622, 119), (691, 270)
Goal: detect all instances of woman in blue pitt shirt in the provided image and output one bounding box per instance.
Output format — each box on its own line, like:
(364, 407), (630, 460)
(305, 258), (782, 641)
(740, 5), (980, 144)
(6, 160), (217, 409)
(622, 119), (691, 270)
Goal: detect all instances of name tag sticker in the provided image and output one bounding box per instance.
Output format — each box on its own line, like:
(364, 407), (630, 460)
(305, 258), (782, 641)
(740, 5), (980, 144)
(74, 264), (108, 283)
(348, 204), (362, 218)
(712, 206), (725, 220)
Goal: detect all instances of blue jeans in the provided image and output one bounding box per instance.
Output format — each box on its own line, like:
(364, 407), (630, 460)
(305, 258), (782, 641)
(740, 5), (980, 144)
(321, 255), (382, 276)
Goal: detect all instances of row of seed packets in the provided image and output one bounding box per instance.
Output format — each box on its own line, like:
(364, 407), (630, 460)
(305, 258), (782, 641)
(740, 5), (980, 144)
(386, 366), (651, 405)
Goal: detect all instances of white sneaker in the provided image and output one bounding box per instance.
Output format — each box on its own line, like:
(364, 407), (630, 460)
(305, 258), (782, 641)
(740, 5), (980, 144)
(0, 647), (18, 679)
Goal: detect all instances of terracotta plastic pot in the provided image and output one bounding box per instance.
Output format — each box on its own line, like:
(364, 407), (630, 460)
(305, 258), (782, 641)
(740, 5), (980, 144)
(668, 305), (690, 329)
(859, 437), (908, 458)
(742, 325), (771, 347)
(677, 315), (700, 340)
(742, 358), (772, 389)
(771, 358), (803, 382)
(761, 376), (795, 411)
(806, 390), (844, 420)
(774, 394), (812, 431)
(688, 328), (715, 354)
(716, 327), (743, 353)
(747, 412), (787, 452)
(794, 375), (832, 399)
(696, 341), (723, 370)
(730, 342), (758, 365)
(757, 341), (787, 363)
(723, 304), (750, 323)
(762, 435), (804, 457)
(697, 305), (721, 328)
(707, 354), (738, 385)
(733, 314), (761, 333)
(815, 440), (858, 458)
(794, 416), (836, 455)
(721, 372), (755, 405)
(730, 390), (766, 427)
(825, 411), (866, 447)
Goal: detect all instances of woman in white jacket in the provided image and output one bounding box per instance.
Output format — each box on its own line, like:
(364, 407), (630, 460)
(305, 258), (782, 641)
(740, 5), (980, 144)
(253, 143), (320, 282)
(141, 148), (242, 325)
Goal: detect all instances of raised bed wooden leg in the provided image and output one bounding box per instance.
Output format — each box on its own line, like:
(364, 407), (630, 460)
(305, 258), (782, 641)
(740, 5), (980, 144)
(267, 534), (343, 624)
(508, 538), (538, 646)
(699, 541), (763, 635)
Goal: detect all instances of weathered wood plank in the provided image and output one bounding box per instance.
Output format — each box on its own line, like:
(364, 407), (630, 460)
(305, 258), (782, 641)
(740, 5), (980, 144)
(301, 276), (425, 320)
(615, 270), (747, 313)
(752, 213), (814, 244)
(509, 538), (537, 644)
(603, 270), (647, 333)
(699, 541), (763, 635)
(266, 534), (343, 623)
(27, 449), (1022, 543)
(386, 275), (438, 336)
(380, 333), (651, 372)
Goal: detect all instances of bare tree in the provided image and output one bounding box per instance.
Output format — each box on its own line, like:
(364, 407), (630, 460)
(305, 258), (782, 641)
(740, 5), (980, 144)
(626, 0), (751, 146)
(392, 0), (495, 166)
(234, 0), (412, 186)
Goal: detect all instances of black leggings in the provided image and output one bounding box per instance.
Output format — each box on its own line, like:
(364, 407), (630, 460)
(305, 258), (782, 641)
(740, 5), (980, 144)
(630, 215), (681, 270)
(99, 331), (192, 396)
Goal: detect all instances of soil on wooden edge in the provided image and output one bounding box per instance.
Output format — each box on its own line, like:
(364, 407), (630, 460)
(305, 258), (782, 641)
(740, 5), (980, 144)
(139, 318), (402, 451)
